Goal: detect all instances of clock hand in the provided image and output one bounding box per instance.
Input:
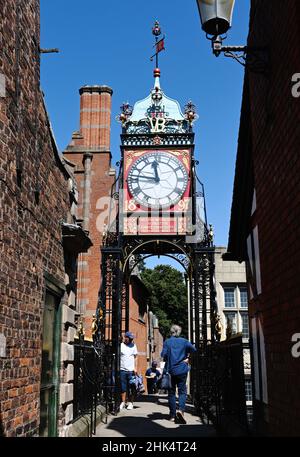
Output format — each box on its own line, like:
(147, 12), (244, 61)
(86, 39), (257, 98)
(151, 161), (160, 183)
(129, 175), (157, 181)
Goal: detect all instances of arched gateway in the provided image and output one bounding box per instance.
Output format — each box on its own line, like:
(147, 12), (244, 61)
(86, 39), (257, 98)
(91, 22), (219, 415)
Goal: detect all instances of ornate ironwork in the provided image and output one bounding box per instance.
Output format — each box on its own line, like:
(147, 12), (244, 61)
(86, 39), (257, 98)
(184, 100), (199, 128)
(116, 102), (133, 126)
(91, 48), (228, 426)
(209, 35), (269, 74)
(96, 248), (123, 414)
(192, 337), (249, 434)
(73, 335), (106, 436)
(152, 20), (161, 37)
(125, 118), (189, 135)
(121, 132), (194, 147)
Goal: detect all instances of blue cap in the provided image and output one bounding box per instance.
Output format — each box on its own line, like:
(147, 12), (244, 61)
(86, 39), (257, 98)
(125, 331), (134, 339)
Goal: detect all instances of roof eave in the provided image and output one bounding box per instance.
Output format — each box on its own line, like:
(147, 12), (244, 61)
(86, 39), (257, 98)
(225, 73), (254, 263)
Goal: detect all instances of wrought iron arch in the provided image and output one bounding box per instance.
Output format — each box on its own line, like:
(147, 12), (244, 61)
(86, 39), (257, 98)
(126, 252), (190, 277)
(122, 238), (193, 275)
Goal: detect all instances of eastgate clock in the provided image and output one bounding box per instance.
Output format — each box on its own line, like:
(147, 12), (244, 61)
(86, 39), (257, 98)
(127, 151), (189, 209)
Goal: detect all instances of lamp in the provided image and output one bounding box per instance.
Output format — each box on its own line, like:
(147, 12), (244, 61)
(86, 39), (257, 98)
(196, 0), (235, 36)
(196, 0), (268, 72)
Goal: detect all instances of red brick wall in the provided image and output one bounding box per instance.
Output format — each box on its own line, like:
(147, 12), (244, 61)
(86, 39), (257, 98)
(246, 0), (300, 436)
(63, 87), (115, 336)
(0, 0), (75, 436)
(128, 277), (148, 380)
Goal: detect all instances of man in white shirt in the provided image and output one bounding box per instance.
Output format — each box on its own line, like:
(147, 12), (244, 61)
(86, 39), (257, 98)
(120, 331), (138, 410)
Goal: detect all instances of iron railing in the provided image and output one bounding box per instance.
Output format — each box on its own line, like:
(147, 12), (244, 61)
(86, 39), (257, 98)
(191, 336), (250, 436)
(73, 338), (107, 436)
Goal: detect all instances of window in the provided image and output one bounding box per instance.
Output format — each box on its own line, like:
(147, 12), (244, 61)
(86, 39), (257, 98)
(224, 287), (235, 308)
(247, 226), (262, 296)
(245, 379), (252, 402)
(241, 313), (249, 339)
(240, 287), (248, 308)
(250, 317), (268, 404)
(221, 285), (249, 339)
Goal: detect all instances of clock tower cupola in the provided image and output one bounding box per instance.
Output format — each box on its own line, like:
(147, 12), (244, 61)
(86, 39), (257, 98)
(117, 21), (199, 237)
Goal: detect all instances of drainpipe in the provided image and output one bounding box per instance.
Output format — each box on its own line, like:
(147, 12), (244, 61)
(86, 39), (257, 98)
(82, 152), (93, 232)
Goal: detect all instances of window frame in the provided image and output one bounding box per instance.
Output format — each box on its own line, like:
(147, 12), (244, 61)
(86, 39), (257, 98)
(221, 284), (249, 339)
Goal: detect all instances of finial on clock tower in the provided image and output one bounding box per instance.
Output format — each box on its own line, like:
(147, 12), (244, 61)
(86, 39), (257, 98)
(150, 20), (165, 71)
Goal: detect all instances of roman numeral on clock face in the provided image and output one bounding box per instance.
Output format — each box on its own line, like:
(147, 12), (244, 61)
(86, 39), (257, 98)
(128, 177), (139, 183)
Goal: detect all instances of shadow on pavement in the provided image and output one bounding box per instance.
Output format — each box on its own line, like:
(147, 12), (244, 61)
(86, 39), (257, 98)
(103, 415), (216, 437)
(100, 394), (216, 438)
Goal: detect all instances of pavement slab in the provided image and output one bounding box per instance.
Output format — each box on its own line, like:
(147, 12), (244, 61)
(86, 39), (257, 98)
(95, 394), (216, 438)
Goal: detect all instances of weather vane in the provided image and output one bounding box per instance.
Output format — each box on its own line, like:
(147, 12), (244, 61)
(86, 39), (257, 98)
(150, 20), (165, 67)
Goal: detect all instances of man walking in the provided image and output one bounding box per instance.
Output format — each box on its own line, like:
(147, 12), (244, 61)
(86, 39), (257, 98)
(120, 331), (138, 410)
(161, 324), (196, 424)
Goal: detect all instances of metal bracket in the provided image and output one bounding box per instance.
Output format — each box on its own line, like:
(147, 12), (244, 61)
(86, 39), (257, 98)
(211, 36), (269, 74)
(39, 48), (59, 54)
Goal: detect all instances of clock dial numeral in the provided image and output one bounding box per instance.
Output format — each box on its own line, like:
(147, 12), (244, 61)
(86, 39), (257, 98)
(128, 177), (139, 183)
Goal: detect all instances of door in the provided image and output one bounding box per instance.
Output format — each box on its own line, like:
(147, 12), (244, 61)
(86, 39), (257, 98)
(39, 291), (61, 436)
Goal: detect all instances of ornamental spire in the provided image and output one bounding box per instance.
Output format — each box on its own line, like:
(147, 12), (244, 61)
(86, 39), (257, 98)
(150, 20), (165, 85)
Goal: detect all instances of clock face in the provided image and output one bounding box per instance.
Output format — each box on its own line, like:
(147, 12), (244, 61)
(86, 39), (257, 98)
(127, 151), (189, 209)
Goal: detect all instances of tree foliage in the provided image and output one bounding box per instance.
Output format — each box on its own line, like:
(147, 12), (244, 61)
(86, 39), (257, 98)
(141, 265), (188, 338)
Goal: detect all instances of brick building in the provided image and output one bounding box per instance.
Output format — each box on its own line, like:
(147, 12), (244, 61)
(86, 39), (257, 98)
(225, 0), (300, 436)
(128, 273), (149, 378)
(63, 85), (153, 382)
(148, 311), (164, 368)
(215, 247), (248, 342)
(0, 0), (92, 436)
(63, 85), (116, 337)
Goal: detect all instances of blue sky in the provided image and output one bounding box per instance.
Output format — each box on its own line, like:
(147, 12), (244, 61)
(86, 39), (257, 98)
(40, 0), (250, 270)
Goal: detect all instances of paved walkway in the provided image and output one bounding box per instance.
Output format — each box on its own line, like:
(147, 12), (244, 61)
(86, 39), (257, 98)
(95, 394), (216, 437)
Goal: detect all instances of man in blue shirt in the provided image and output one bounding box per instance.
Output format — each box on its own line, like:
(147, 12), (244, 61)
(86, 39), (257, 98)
(145, 361), (161, 394)
(161, 324), (196, 424)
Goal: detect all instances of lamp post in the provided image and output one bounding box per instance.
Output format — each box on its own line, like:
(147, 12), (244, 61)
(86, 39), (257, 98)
(195, 0), (268, 72)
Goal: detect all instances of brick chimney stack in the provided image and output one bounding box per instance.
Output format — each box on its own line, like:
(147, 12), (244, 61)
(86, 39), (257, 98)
(79, 85), (113, 150)
(63, 84), (115, 337)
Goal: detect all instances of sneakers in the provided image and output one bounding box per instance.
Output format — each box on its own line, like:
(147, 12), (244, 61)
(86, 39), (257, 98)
(119, 402), (126, 410)
(169, 416), (175, 422)
(126, 402), (133, 410)
(176, 411), (187, 424)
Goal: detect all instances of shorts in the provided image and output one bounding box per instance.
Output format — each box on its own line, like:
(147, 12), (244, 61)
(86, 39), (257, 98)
(120, 370), (134, 393)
